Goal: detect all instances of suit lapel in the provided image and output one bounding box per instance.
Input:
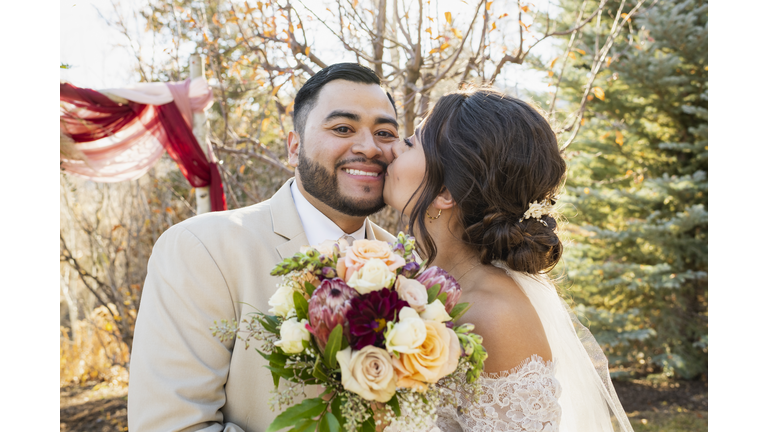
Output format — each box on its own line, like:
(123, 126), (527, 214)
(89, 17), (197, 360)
(269, 178), (310, 259)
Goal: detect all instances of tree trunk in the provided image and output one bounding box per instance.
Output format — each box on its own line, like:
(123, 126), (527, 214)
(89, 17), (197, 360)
(373, 0), (388, 78)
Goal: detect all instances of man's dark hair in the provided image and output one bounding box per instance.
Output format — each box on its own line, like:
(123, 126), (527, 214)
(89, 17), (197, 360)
(291, 63), (397, 137)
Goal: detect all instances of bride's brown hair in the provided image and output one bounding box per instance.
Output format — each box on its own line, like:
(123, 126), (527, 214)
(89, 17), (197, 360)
(407, 87), (566, 274)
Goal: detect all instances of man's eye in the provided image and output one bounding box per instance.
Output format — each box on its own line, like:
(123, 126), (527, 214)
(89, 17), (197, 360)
(376, 130), (396, 138)
(335, 126), (351, 133)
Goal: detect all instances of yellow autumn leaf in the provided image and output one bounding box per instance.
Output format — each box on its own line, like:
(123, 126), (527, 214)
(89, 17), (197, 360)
(491, 22), (497, 31)
(451, 28), (463, 38)
(353, 0), (359, 7)
(599, 132), (610, 140)
(429, 47), (440, 54)
(305, 46), (310, 56)
(550, 57), (558, 68)
(606, 56), (612, 67)
(593, 86), (605, 101)
(521, 5), (530, 12)
(568, 52), (577, 60)
(239, 165), (245, 174)
(445, 12), (452, 25)
(499, 13), (509, 18)
(584, 188), (590, 195)
(440, 42), (450, 51)
(575, 48), (586, 55)
(285, 101), (295, 113)
(486, 1), (493, 10)
(548, 71), (554, 77)
(621, 12), (631, 21)
(271, 82), (284, 96)
(615, 131), (624, 146)
(580, 117), (586, 126)
(426, 27), (432, 35)
(587, 94), (594, 101)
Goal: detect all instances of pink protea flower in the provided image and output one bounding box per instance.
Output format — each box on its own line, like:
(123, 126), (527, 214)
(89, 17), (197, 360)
(416, 266), (462, 312)
(307, 278), (358, 351)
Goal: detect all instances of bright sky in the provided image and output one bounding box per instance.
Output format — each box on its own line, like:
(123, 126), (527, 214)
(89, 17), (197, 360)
(60, 0), (552, 93)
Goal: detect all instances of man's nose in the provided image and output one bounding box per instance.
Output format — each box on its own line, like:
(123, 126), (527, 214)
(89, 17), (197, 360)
(352, 130), (384, 160)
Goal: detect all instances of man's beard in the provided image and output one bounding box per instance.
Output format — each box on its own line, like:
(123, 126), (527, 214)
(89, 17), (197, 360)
(297, 148), (387, 217)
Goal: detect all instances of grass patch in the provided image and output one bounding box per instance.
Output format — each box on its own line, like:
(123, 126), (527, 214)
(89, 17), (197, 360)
(624, 410), (707, 432)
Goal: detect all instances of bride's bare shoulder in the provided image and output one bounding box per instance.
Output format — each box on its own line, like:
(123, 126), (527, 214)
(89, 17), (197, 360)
(458, 267), (552, 374)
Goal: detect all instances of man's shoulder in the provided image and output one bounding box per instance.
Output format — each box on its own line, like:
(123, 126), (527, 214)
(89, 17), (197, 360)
(157, 199), (277, 251)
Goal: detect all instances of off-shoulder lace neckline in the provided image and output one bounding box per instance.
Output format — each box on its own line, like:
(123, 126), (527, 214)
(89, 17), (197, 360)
(481, 353), (556, 380)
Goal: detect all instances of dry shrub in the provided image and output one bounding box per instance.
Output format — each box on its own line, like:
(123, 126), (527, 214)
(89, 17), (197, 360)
(60, 303), (132, 387)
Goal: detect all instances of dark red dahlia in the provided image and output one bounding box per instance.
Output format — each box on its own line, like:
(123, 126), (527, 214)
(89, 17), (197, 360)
(347, 288), (409, 350)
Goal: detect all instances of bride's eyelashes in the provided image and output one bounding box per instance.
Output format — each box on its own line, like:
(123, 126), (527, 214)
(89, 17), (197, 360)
(404, 137), (414, 147)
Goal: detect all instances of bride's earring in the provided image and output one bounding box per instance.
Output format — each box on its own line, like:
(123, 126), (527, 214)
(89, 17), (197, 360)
(426, 209), (442, 222)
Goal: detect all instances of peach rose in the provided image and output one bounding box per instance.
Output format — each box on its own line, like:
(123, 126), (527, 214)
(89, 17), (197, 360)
(337, 239), (405, 281)
(391, 320), (461, 392)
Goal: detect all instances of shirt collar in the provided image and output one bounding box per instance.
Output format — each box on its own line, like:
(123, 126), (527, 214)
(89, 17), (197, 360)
(291, 180), (367, 247)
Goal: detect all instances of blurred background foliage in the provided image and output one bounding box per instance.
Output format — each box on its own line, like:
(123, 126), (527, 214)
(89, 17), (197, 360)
(60, 0), (707, 389)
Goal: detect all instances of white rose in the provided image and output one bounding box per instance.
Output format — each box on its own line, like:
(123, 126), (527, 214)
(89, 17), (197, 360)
(394, 276), (428, 312)
(385, 307), (427, 354)
(346, 259), (396, 294)
(268, 284), (296, 318)
(336, 346), (397, 402)
(274, 317), (310, 354)
(420, 299), (452, 323)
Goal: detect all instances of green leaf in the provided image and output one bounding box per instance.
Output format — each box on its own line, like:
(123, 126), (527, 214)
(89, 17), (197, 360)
(449, 302), (471, 321)
(360, 414), (376, 432)
(427, 283), (441, 303)
(385, 394), (401, 416)
(436, 292), (448, 306)
(318, 412), (341, 432)
(258, 314), (281, 334)
(324, 324), (344, 369)
(331, 395), (346, 430)
(304, 281), (317, 296)
(312, 356), (330, 382)
(265, 365), (297, 381)
(265, 397), (327, 432)
(287, 419), (318, 432)
(294, 291), (309, 321)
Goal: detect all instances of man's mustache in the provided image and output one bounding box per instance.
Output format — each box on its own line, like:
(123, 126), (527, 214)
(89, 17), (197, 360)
(334, 157), (388, 171)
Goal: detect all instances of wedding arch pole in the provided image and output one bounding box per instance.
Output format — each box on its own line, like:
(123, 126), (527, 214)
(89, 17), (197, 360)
(190, 53), (212, 214)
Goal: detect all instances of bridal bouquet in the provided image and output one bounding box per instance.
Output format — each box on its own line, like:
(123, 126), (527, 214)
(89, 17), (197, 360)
(212, 232), (487, 432)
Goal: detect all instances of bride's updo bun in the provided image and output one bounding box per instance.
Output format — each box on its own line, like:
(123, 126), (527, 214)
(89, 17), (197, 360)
(409, 87), (566, 274)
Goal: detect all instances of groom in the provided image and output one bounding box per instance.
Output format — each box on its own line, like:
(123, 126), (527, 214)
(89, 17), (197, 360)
(127, 63), (400, 432)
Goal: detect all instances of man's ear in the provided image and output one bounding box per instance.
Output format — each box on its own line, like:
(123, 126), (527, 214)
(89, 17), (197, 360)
(432, 187), (455, 211)
(287, 130), (301, 167)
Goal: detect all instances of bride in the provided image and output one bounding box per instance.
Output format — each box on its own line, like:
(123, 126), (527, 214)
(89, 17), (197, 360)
(381, 87), (634, 431)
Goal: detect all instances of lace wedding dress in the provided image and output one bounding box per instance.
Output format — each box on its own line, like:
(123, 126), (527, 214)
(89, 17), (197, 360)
(435, 354), (562, 431)
(386, 264), (633, 432)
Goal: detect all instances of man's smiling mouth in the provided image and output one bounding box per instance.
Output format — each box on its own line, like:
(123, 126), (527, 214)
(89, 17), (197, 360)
(342, 168), (380, 177)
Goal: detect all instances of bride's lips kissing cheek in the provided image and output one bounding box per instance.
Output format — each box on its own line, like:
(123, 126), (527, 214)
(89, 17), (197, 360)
(384, 131), (426, 216)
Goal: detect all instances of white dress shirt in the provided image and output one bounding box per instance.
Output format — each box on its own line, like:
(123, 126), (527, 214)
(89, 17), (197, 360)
(291, 180), (367, 247)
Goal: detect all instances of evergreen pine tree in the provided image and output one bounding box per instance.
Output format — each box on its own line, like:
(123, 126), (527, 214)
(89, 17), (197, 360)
(543, 0), (708, 379)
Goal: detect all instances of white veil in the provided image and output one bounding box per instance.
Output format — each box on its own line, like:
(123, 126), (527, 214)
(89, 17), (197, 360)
(495, 262), (634, 432)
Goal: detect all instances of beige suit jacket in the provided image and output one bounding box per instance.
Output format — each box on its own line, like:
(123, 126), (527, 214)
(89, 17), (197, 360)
(128, 178), (395, 432)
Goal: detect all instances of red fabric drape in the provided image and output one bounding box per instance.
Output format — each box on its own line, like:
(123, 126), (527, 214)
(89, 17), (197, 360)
(60, 82), (227, 212)
(60, 83), (147, 142)
(153, 102), (226, 211)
